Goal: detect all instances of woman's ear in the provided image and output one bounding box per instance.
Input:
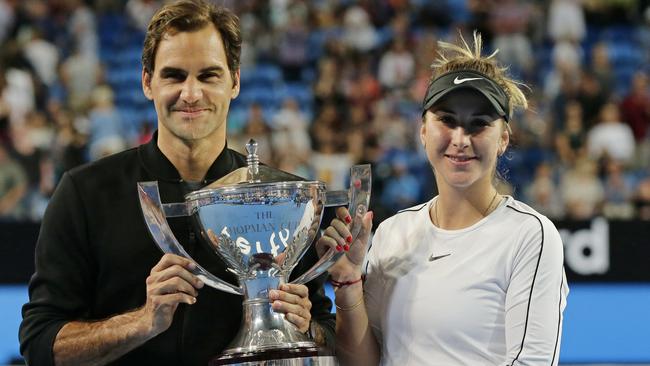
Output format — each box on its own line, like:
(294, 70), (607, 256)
(498, 122), (510, 156)
(420, 122), (427, 147)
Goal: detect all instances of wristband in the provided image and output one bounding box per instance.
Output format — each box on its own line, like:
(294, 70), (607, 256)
(335, 296), (364, 312)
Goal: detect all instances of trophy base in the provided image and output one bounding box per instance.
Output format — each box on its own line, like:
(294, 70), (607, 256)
(209, 346), (336, 365)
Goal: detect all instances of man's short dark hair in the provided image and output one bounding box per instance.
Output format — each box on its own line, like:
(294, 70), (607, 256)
(142, 0), (241, 84)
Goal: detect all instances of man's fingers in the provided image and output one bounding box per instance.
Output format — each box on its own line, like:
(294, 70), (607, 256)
(151, 253), (195, 274)
(271, 300), (311, 321)
(279, 283), (309, 299)
(148, 264), (204, 289)
(284, 312), (310, 332)
(151, 292), (197, 307)
(269, 285), (309, 306)
(151, 277), (200, 297)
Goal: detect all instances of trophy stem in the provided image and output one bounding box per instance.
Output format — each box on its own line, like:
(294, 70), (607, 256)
(219, 276), (315, 358)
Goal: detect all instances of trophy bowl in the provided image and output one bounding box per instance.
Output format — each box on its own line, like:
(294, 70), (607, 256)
(137, 140), (371, 365)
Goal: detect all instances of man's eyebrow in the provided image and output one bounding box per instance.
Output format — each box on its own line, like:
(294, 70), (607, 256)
(199, 66), (226, 73)
(159, 67), (186, 75)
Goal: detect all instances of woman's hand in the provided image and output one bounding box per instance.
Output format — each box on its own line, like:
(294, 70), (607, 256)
(316, 207), (373, 281)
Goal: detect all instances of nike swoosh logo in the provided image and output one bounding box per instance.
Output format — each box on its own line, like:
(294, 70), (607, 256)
(429, 253), (451, 262)
(453, 76), (483, 85)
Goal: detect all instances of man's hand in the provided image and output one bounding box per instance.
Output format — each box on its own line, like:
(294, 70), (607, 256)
(140, 254), (204, 336)
(269, 283), (312, 333)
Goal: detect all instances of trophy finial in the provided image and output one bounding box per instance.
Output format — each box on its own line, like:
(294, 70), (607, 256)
(246, 139), (258, 157)
(246, 139), (260, 183)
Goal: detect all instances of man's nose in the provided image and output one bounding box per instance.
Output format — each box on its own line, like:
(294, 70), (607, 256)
(180, 78), (202, 104)
(450, 126), (470, 149)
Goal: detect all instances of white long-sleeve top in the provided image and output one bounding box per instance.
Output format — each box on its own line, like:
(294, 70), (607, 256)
(364, 196), (569, 365)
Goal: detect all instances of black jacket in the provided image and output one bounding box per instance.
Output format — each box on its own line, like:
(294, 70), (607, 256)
(19, 134), (335, 365)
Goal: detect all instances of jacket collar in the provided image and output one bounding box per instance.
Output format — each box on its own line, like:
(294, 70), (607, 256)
(138, 130), (241, 184)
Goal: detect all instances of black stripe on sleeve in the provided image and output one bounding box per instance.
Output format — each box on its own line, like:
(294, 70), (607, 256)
(396, 202), (428, 215)
(506, 205), (545, 366)
(550, 263), (565, 365)
(363, 240), (373, 275)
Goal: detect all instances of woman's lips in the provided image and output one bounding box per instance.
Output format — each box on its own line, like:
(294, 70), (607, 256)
(445, 154), (478, 165)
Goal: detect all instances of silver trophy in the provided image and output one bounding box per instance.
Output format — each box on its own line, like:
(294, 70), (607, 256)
(137, 140), (371, 365)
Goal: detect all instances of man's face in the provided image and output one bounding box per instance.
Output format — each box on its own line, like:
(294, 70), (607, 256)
(142, 25), (240, 143)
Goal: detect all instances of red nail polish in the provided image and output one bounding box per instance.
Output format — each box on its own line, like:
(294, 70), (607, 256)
(336, 245), (342, 251)
(343, 244), (350, 251)
(345, 215), (352, 223)
(346, 235), (353, 243)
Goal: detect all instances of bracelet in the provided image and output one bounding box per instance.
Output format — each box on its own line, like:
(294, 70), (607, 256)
(335, 295), (364, 312)
(330, 277), (363, 288)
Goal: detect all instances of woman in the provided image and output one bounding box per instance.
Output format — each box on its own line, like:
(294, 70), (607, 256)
(319, 32), (569, 365)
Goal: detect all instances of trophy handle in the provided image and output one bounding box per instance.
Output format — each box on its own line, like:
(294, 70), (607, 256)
(290, 164), (371, 285)
(137, 182), (243, 295)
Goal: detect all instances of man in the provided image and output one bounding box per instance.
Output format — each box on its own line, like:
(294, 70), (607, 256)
(19, 1), (335, 365)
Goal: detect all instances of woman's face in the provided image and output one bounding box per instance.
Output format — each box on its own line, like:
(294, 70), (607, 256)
(421, 88), (509, 192)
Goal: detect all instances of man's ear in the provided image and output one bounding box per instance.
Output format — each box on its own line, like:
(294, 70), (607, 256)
(142, 68), (153, 100)
(231, 69), (240, 99)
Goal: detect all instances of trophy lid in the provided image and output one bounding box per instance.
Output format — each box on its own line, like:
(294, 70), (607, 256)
(184, 139), (323, 202)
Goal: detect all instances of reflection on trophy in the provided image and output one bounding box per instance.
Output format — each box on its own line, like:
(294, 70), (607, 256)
(137, 140), (371, 365)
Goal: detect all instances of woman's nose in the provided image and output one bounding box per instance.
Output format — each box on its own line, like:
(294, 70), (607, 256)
(450, 126), (470, 149)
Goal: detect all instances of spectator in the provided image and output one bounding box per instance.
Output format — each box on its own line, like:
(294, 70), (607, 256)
(380, 154), (419, 212)
(66, 0), (98, 57)
(489, 0), (534, 76)
(0, 142), (27, 220)
(87, 85), (131, 161)
(561, 157), (604, 220)
(50, 107), (86, 177)
(310, 102), (346, 154)
(276, 9), (309, 81)
(20, 27), (59, 87)
(548, 0), (586, 43)
(525, 161), (564, 219)
(313, 57), (344, 113)
(555, 100), (587, 165)
(620, 71), (650, 142)
(0, 0), (15, 46)
(577, 71), (607, 129)
(589, 42), (614, 97)
(59, 45), (102, 113)
(587, 102), (636, 164)
(634, 176), (650, 220)
(342, 5), (378, 53)
(345, 105), (368, 164)
(1, 42), (36, 126)
(377, 36), (415, 91)
(602, 159), (635, 219)
(271, 97), (311, 159)
(343, 57), (381, 109)
(126, 0), (161, 32)
(243, 103), (273, 162)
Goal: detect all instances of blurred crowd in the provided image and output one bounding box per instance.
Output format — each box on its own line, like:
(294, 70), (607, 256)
(1, 0), (650, 224)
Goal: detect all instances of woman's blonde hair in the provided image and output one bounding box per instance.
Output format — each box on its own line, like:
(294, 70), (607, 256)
(431, 31), (528, 118)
